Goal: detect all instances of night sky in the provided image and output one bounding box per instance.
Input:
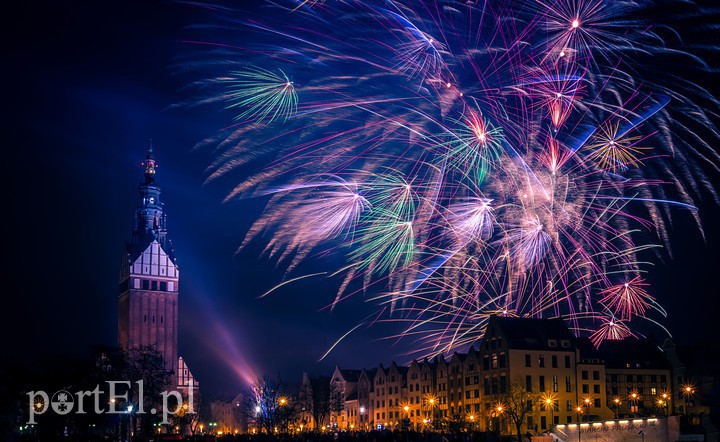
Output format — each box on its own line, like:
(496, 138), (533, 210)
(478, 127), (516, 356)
(5, 1), (720, 398)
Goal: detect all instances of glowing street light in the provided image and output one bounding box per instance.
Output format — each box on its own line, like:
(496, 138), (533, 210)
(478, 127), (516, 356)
(682, 385), (695, 416)
(613, 397), (621, 419)
(494, 404), (505, 437)
(659, 392), (670, 417)
(425, 396), (437, 429)
(402, 405), (411, 431)
(629, 392), (639, 418)
(542, 395), (556, 428)
(583, 397), (592, 423)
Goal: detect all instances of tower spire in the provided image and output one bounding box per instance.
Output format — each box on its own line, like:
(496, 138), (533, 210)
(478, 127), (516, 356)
(132, 144), (167, 248)
(143, 139), (157, 184)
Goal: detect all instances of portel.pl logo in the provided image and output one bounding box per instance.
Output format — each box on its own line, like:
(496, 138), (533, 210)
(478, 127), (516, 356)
(27, 380), (195, 425)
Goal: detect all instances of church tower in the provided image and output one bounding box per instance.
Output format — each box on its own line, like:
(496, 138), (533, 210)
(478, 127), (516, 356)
(118, 146), (179, 375)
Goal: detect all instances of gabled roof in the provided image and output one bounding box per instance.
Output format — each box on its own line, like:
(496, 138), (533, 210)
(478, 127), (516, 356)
(450, 352), (467, 363)
(361, 368), (378, 392)
(396, 365), (409, 376)
(126, 234), (178, 266)
(338, 368), (362, 383)
(486, 316), (576, 351)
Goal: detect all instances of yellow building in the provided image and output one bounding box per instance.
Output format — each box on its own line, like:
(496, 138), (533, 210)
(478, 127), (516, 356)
(479, 316), (590, 432)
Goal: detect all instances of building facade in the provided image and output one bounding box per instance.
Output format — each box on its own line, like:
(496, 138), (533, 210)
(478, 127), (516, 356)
(330, 315), (677, 436)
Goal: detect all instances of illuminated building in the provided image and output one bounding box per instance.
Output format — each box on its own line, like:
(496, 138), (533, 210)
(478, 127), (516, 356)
(330, 368), (362, 429)
(580, 338), (673, 419)
(210, 393), (245, 435)
(326, 316), (685, 436)
(117, 146), (198, 394)
(479, 316), (585, 433)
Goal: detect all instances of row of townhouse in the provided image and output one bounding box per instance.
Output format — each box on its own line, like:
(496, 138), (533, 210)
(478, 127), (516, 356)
(327, 315), (691, 434)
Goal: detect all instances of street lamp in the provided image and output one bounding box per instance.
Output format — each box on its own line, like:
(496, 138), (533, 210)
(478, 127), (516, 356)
(426, 397), (436, 430)
(542, 396), (555, 429)
(682, 385), (695, 416)
(495, 404), (504, 437)
(613, 397), (621, 419)
(629, 392), (639, 418)
(656, 399), (667, 417)
(575, 406), (583, 442)
(360, 406), (366, 430)
(126, 404), (134, 440)
(660, 393), (670, 417)
(583, 398), (591, 423)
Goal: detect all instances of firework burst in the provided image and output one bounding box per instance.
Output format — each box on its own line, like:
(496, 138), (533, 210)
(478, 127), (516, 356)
(186, 0), (720, 355)
(222, 66), (297, 123)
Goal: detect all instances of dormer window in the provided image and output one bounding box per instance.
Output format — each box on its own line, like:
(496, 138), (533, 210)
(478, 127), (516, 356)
(561, 340), (571, 348)
(548, 339), (557, 347)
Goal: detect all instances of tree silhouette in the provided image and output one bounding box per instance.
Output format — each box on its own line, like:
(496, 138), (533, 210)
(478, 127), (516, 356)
(298, 375), (344, 431)
(499, 378), (540, 441)
(247, 375), (295, 434)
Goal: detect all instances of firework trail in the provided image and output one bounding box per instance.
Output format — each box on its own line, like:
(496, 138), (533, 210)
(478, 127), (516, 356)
(185, 0), (720, 356)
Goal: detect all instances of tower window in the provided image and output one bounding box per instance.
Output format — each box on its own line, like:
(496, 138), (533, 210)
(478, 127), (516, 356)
(152, 315), (155, 323)
(160, 316), (163, 324)
(151, 281), (158, 291)
(142, 280), (149, 290)
(144, 315), (147, 323)
(160, 281), (167, 291)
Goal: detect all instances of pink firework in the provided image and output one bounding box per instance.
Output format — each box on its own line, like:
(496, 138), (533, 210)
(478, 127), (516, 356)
(600, 276), (654, 320)
(590, 316), (634, 348)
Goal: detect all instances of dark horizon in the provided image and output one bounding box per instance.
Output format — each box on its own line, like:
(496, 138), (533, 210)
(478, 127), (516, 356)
(4, 0), (720, 400)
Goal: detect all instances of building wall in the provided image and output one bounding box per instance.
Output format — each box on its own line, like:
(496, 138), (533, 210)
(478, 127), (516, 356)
(119, 240), (179, 375)
(210, 399), (245, 435)
(605, 368), (672, 417)
(576, 361), (613, 422)
(554, 417), (670, 442)
(418, 361), (436, 427)
(357, 370), (373, 430)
